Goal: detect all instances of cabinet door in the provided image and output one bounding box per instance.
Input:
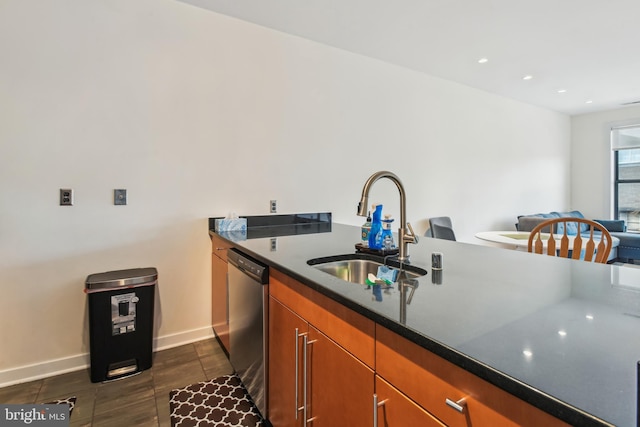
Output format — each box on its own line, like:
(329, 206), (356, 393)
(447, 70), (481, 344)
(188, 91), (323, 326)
(269, 297), (308, 427)
(211, 253), (229, 352)
(270, 269), (375, 368)
(211, 234), (231, 262)
(375, 376), (445, 427)
(306, 326), (374, 427)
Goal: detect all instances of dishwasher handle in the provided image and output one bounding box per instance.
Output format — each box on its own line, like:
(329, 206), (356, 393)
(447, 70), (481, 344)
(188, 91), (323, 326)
(227, 248), (269, 284)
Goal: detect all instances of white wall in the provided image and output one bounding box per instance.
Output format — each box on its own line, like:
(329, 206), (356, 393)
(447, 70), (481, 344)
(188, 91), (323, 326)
(0, 0), (570, 384)
(571, 105), (640, 218)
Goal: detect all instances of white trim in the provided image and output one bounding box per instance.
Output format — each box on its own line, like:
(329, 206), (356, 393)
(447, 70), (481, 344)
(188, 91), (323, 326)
(610, 122), (640, 150)
(0, 326), (215, 388)
(153, 326), (214, 352)
(0, 354), (91, 390)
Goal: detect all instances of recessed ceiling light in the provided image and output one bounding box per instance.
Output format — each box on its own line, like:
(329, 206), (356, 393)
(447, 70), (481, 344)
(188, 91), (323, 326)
(478, 58), (488, 64)
(523, 75), (533, 81)
(586, 100), (593, 104)
(522, 349), (533, 358)
(557, 89), (567, 94)
(558, 330), (567, 336)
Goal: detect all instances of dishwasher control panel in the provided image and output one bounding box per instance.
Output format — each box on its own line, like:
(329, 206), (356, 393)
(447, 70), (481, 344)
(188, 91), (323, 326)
(227, 248), (269, 284)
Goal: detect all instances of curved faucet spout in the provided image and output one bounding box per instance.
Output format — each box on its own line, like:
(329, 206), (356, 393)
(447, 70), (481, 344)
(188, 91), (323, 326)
(357, 171), (403, 216)
(357, 171), (418, 263)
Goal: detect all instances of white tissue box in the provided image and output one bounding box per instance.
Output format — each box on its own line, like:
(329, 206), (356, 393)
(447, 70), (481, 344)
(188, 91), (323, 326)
(215, 218), (247, 232)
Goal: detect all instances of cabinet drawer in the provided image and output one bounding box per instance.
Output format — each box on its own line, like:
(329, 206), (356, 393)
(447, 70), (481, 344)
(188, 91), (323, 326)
(270, 268), (375, 368)
(375, 326), (569, 427)
(211, 233), (232, 262)
(375, 376), (445, 427)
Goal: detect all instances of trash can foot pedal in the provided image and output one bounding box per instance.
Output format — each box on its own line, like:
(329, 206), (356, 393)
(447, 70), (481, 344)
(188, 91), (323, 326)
(107, 359), (138, 380)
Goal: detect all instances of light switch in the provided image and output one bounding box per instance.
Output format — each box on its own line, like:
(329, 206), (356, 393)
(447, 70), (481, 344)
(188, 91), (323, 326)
(114, 189), (127, 205)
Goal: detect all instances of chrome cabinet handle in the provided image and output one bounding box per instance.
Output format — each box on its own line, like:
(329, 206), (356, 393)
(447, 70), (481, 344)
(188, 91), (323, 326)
(295, 328), (300, 420)
(445, 397), (466, 413)
(373, 394), (388, 427)
(295, 329), (306, 420)
(303, 335), (317, 424)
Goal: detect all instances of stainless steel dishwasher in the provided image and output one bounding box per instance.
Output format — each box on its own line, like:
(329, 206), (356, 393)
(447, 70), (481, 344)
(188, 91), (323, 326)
(227, 248), (269, 417)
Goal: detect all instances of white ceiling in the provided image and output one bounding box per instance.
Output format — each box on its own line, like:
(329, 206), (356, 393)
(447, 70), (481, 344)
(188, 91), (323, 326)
(181, 0), (640, 116)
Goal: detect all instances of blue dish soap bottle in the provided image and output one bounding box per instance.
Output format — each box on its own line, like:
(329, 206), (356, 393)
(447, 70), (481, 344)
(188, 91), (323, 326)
(368, 204), (384, 250)
(381, 214), (395, 250)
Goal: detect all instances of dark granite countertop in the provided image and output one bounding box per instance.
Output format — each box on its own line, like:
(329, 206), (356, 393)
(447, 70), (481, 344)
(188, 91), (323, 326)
(210, 221), (640, 427)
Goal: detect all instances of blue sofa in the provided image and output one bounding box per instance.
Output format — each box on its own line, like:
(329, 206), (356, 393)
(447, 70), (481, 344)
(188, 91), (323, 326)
(516, 211), (640, 263)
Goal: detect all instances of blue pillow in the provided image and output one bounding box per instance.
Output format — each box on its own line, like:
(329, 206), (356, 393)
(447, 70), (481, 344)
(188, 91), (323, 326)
(553, 211), (585, 235)
(594, 219), (626, 232)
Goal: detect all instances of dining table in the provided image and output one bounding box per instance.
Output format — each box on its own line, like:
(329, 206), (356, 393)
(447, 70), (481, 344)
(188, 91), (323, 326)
(475, 230), (619, 252)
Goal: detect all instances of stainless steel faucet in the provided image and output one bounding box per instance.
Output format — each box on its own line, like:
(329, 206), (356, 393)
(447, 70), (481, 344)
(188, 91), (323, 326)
(357, 171), (418, 263)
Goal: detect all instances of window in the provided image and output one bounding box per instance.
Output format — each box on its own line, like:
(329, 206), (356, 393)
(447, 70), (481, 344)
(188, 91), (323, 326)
(612, 125), (640, 232)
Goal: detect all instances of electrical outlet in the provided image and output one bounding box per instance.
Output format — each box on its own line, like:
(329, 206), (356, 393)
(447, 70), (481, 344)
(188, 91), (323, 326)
(114, 189), (127, 205)
(270, 238), (278, 251)
(270, 200), (277, 213)
(60, 189), (73, 206)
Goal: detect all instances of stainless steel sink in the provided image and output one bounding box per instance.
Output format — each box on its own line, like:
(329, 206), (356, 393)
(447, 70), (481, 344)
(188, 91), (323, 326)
(307, 254), (427, 285)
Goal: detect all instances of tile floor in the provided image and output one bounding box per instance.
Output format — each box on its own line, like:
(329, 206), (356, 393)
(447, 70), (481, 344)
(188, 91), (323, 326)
(0, 338), (233, 426)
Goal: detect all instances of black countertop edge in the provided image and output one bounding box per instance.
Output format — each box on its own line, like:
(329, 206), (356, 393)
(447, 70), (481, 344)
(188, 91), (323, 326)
(378, 321), (613, 427)
(215, 234), (612, 427)
(208, 212), (331, 232)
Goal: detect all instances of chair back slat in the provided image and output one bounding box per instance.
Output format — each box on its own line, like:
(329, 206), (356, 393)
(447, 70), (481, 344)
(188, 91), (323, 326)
(534, 233), (544, 254)
(583, 228), (595, 262)
(546, 233), (556, 255)
(559, 233), (570, 258)
(596, 239), (608, 263)
(572, 233), (583, 260)
(527, 217), (612, 264)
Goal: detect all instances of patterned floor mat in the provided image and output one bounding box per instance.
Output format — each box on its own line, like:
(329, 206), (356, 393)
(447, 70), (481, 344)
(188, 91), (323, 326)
(44, 396), (76, 416)
(169, 374), (264, 427)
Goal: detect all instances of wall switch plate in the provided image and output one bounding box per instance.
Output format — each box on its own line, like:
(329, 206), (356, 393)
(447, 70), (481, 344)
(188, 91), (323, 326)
(270, 200), (277, 213)
(60, 189), (73, 206)
(114, 189), (127, 205)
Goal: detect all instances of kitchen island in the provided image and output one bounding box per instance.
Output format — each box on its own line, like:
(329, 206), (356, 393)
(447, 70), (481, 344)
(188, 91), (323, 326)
(211, 221), (640, 427)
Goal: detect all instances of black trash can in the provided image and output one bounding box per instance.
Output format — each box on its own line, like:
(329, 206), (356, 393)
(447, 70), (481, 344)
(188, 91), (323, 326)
(85, 267), (157, 383)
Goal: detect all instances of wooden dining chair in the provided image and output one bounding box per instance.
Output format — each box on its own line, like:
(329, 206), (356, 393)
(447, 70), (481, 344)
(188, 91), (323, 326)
(527, 217), (613, 263)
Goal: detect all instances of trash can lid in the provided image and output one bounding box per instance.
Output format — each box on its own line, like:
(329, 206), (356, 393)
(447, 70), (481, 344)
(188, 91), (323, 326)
(85, 267), (157, 290)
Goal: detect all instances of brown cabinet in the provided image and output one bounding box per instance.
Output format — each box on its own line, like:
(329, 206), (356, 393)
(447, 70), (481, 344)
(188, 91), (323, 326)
(306, 325), (374, 427)
(266, 267), (568, 427)
(376, 326), (570, 427)
(268, 296), (306, 427)
(268, 269), (375, 427)
(210, 234), (232, 353)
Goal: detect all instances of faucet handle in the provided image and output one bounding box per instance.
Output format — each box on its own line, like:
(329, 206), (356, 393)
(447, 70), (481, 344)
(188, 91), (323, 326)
(406, 222), (419, 244)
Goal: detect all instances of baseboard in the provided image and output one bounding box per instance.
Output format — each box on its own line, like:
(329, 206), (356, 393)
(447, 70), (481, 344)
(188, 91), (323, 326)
(0, 353), (91, 390)
(153, 326), (215, 352)
(0, 326), (215, 388)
